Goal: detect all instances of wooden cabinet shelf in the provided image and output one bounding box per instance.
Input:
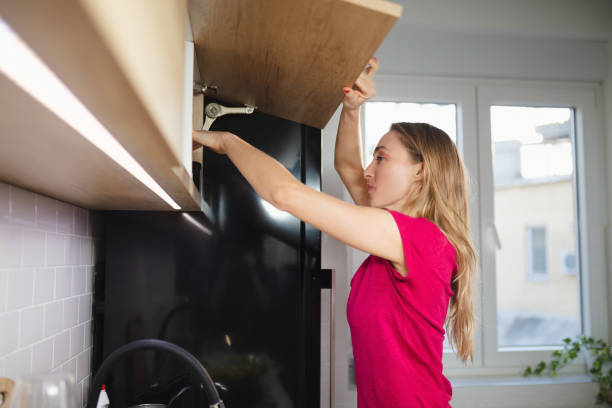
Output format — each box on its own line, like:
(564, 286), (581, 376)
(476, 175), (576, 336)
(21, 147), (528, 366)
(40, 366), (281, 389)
(0, 0), (203, 211)
(189, 0), (402, 129)
(0, 0), (401, 213)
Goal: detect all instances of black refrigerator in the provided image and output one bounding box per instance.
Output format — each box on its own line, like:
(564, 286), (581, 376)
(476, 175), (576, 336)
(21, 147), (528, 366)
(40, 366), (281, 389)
(91, 96), (328, 408)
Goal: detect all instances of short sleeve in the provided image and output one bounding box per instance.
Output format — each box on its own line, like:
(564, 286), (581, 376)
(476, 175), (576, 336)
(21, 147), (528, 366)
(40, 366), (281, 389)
(385, 209), (456, 283)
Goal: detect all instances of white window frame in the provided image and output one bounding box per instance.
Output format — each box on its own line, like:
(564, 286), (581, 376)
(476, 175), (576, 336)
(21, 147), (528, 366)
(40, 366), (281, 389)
(357, 74), (605, 377)
(478, 82), (606, 370)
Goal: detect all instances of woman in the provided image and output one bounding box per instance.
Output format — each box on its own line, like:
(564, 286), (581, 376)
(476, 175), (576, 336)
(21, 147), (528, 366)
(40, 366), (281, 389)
(193, 57), (477, 407)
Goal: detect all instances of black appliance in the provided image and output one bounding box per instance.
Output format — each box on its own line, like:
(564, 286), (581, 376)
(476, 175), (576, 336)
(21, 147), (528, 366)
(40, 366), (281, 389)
(91, 96), (328, 408)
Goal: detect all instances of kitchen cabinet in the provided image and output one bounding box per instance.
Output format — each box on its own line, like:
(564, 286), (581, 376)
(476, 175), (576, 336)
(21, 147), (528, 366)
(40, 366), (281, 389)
(0, 0), (402, 213)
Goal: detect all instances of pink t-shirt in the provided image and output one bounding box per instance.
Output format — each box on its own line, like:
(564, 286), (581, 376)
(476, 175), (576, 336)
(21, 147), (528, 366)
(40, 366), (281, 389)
(347, 209), (457, 408)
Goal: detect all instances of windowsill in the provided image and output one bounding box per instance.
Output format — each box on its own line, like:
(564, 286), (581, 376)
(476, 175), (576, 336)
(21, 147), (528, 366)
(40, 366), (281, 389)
(450, 373), (595, 388)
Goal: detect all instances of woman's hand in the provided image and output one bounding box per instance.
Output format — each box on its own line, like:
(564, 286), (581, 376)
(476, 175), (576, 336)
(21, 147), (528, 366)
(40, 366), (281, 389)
(192, 129), (230, 154)
(342, 57), (378, 111)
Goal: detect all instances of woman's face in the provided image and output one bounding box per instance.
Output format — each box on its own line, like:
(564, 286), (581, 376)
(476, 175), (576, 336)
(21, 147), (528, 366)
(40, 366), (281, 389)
(363, 130), (423, 211)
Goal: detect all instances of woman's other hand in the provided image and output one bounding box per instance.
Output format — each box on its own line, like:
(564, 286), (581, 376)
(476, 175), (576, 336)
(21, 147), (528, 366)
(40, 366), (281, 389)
(342, 57), (378, 111)
(192, 129), (230, 154)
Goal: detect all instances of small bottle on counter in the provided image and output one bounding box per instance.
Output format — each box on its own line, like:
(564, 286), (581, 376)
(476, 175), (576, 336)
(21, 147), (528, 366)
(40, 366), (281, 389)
(95, 384), (110, 408)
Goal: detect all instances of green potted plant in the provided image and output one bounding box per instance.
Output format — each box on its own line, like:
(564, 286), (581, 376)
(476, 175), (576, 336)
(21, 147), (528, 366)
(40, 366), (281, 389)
(522, 334), (612, 405)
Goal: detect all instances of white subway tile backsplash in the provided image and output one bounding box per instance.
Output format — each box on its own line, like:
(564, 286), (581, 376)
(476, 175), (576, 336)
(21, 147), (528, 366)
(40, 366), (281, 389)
(63, 297), (79, 329)
(75, 207), (87, 236)
(44, 301), (63, 337)
(72, 266), (86, 296)
(61, 356), (77, 383)
(53, 330), (70, 368)
(23, 229), (46, 267)
(34, 267), (55, 304)
(0, 311), (19, 357)
(57, 202), (74, 234)
(35, 194), (58, 232)
(0, 270), (6, 312)
(0, 225), (23, 268)
(55, 266), (72, 299)
(5, 347), (32, 379)
(46, 233), (66, 266)
(76, 348), (90, 382)
(80, 237), (92, 265)
(10, 186), (36, 227)
(84, 321), (92, 348)
(0, 182), (9, 224)
(20, 305), (45, 346)
(0, 181), (99, 402)
(70, 325), (84, 358)
(32, 338), (54, 373)
(67, 236), (80, 266)
(7, 269), (34, 310)
(78, 294), (92, 324)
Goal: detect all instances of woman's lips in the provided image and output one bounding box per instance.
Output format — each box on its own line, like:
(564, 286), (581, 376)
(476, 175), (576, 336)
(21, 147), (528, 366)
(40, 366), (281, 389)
(367, 185), (375, 193)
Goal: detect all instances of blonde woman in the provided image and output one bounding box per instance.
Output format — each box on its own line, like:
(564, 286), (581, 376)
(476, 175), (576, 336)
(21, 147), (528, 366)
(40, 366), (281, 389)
(193, 57), (477, 407)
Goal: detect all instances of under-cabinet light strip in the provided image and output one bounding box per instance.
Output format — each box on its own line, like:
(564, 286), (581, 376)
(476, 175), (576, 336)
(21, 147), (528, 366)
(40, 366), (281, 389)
(0, 18), (181, 210)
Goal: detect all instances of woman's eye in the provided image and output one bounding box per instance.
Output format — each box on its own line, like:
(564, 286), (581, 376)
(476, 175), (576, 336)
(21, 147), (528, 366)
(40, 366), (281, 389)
(375, 156), (384, 161)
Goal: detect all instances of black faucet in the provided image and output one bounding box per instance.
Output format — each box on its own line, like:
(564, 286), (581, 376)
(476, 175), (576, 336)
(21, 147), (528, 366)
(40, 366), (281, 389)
(86, 339), (225, 408)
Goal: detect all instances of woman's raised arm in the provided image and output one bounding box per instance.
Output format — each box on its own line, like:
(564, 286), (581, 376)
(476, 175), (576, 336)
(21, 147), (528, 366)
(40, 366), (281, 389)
(334, 57), (378, 206)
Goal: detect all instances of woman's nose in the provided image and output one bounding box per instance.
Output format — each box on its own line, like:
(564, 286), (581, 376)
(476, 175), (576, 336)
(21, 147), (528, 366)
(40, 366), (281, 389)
(363, 162), (374, 179)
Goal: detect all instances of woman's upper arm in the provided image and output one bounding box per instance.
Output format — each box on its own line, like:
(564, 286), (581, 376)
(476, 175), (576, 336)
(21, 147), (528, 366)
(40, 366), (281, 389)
(335, 165), (369, 206)
(273, 181), (404, 264)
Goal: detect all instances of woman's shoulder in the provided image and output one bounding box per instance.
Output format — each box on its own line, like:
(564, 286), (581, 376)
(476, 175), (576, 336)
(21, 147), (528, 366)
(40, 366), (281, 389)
(385, 209), (455, 253)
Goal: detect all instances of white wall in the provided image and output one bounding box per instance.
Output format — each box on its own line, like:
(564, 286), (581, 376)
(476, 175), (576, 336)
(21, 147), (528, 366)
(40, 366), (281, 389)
(0, 181), (100, 407)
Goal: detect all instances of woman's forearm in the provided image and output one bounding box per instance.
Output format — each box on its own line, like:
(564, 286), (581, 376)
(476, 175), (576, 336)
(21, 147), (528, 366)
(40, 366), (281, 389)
(222, 132), (299, 206)
(334, 107), (364, 171)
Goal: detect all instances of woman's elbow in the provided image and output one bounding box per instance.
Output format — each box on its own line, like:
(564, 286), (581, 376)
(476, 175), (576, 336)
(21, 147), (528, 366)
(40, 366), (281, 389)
(270, 183), (296, 212)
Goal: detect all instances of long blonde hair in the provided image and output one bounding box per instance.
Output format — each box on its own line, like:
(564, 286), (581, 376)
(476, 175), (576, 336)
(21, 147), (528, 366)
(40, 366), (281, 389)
(391, 122), (478, 365)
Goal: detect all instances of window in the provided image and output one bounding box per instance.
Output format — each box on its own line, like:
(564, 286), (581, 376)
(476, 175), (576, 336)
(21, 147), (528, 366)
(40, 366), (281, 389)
(526, 226), (548, 279)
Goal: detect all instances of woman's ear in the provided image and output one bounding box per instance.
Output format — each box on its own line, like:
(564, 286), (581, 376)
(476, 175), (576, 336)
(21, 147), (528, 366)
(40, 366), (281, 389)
(415, 162), (424, 180)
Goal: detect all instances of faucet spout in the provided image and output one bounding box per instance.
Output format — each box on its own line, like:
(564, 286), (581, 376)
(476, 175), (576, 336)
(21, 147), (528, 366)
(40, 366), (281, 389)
(86, 339), (224, 408)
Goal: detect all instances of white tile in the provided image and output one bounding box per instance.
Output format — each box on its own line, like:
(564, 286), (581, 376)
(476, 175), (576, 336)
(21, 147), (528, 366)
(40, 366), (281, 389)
(76, 348), (90, 382)
(85, 267), (93, 294)
(34, 267), (55, 304)
(83, 321), (92, 348)
(67, 236), (80, 266)
(53, 330), (70, 368)
(57, 202), (74, 234)
(79, 237), (92, 266)
(44, 301), (63, 337)
(32, 337), (53, 374)
(0, 225), (23, 268)
(74, 208), (87, 237)
(7, 269), (34, 310)
(0, 270), (6, 312)
(55, 266), (72, 300)
(63, 297), (79, 329)
(61, 356), (77, 384)
(10, 186), (36, 227)
(81, 376), (90, 408)
(46, 233), (66, 266)
(71, 266), (86, 296)
(5, 347), (32, 379)
(69, 325), (84, 358)
(35, 194), (58, 232)
(0, 311), (19, 357)
(78, 295), (92, 324)
(23, 229), (46, 267)
(20, 305), (44, 346)
(0, 181), (9, 225)
(0, 358), (5, 376)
